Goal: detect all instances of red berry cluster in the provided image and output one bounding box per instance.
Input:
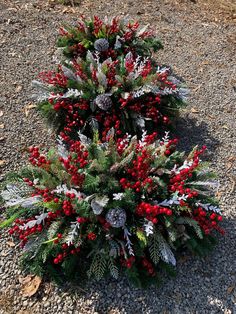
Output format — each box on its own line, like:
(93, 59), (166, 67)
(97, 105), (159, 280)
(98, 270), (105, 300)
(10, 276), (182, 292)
(122, 256), (136, 269)
(157, 70), (177, 91)
(93, 16), (104, 35)
(141, 258), (156, 276)
(104, 60), (119, 88)
(28, 147), (50, 167)
(9, 214), (58, 246)
(62, 200), (74, 216)
(95, 109), (122, 141)
(23, 178), (54, 203)
(87, 232), (97, 240)
(53, 245), (81, 264)
(136, 202), (172, 223)
(120, 150), (152, 192)
(169, 147), (206, 195)
(118, 134), (177, 193)
(193, 208), (224, 235)
(59, 141), (88, 185)
(97, 216), (111, 230)
(38, 66), (67, 88)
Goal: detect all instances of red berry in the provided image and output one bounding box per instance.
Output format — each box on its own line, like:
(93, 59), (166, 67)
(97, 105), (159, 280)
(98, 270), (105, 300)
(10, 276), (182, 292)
(62, 243), (68, 250)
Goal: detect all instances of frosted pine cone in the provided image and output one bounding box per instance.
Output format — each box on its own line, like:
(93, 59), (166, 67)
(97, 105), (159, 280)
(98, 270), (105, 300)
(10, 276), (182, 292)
(106, 208), (126, 228)
(94, 38), (109, 52)
(95, 94), (112, 111)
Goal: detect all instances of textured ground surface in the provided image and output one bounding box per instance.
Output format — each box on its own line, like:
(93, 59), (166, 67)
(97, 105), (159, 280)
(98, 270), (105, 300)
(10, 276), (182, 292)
(0, 0), (236, 313)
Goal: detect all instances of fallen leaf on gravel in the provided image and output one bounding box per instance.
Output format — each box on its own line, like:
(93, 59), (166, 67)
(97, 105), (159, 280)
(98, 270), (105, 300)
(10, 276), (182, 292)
(190, 108), (200, 113)
(222, 125), (229, 129)
(0, 124), (4, 129)
(0, 110), (3, 117)
(6, 241), (15, 247)
(173, 292), (182, 303)
(228, 176), (236, 194)
(215, 191), (223, 199)
(62, 7), (69, 13)
(0, 160), (6, 167)
(227, 285), (235, 294)
(207, 114), (215, 120)
(192, 84), (202, 92)
(6, 7), (18, 12)
(179, 255), (190, 264)
(228, 156), (236, 162)
(21, 275), (42, 297)
(201, 60), (211, 65)
(226, 163), (233, 171)
(15, 85), (22, 93)
(24, 103), (37, 117)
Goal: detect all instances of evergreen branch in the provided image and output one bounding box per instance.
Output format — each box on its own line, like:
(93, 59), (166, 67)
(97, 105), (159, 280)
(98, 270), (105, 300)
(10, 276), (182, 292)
(175, 217), (203, 239)
(149, 232), (160, 265)
(108, 258), (119, 279)
(87, 253), (107, 280)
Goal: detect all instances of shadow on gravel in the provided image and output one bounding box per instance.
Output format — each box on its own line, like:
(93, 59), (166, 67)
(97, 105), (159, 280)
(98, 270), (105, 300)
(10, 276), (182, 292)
(174, 116), (220, 155)
(51, 219), (235, 313)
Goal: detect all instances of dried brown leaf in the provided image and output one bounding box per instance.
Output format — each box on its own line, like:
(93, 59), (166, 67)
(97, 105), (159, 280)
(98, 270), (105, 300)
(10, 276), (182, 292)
(228, 156), (236, 162)
(178, 255), (190, 264)
(15, 86), (22, 93)
(24, 103), (37, 117)
(21, 275), (42, 297)
(192, 84), (202, 92)
(227, 285), (235, 294)
(190, 108), (200, 113)
(0, 160), (6, 167)
(6, 241), (15, 247)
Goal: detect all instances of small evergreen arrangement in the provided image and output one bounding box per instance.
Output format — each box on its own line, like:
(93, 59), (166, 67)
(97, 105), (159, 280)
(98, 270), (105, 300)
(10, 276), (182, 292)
(0, 133), (223, 286)
(57, 16), (163, 60)
(0, 16), (224, 287)
(34, 51), (187, 142)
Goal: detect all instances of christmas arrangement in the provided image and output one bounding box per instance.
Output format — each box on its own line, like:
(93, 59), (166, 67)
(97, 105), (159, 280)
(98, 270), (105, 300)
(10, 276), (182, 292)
(0, 16), (223, 287)
(0, 133), (223, 286)
(34, 51), (187, 142)
(57, 16), (163, 60)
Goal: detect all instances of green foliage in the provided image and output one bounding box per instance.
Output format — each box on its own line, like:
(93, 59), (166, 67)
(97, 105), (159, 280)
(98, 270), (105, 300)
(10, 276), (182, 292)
(87, 253), (107, 280)
(175, 217), (203, 239)
(136, 230), (147, 248)
(149, 232), (160, 265)
(108, 258), (119, 279)
(83, 174), (101, 193)
(47, 221), (62, 239)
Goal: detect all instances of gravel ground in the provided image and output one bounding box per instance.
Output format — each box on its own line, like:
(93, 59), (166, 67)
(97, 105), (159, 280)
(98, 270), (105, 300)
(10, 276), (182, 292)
(0, 0), (235, 313)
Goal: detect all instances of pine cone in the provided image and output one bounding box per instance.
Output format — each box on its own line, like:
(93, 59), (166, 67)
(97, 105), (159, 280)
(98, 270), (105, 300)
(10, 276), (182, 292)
(106, 208), (126, 228)
(94, 38), (109, 52)
(95, 94), (112, 111)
